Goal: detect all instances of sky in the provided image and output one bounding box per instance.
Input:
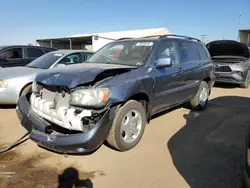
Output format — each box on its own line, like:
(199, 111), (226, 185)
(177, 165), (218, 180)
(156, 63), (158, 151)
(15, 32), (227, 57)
(0, 0), (249, 45)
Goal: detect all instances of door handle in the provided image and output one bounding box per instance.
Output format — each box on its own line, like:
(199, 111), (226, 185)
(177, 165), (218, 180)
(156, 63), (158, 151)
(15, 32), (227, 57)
(178, 68), (184, 73)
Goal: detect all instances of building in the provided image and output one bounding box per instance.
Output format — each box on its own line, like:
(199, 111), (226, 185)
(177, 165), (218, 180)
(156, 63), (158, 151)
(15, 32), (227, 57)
(239, 29), (250, 46)
(36, 28), (170, 52)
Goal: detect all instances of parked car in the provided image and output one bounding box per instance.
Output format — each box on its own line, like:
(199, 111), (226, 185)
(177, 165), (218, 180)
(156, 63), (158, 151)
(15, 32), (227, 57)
(17, 35), (215, 154)
(0, 50), (93, 104)
(0, 45), (57, 68)
(206, 40), (250, 88)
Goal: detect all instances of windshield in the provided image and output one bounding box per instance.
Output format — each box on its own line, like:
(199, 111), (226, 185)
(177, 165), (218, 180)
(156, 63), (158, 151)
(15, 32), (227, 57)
(26, 52), (64, 69)
(87, 40), (155, 67)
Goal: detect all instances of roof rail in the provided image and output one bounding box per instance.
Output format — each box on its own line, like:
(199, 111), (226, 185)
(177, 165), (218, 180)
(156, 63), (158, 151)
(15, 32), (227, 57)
(140, 34), (201, 42)
(117, 35), (201, 42)
(159, 34), (201, 42)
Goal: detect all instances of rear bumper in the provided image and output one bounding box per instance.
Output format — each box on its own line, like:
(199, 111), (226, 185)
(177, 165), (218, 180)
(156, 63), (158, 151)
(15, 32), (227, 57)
(16, 95), (112, 154)
(215, 72), (245, 84)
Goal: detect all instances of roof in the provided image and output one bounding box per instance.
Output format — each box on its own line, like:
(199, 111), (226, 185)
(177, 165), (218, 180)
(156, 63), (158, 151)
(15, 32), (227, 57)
(239, 29), (250, 32)
(37, 28), (170, 41)
(0, 45), (55, 49)
(49, 49), (92, 55)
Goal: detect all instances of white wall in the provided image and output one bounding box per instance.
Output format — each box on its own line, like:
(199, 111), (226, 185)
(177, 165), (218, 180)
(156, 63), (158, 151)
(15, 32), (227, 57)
(92, 36), (114, 52)
(240, 31), (250, 45)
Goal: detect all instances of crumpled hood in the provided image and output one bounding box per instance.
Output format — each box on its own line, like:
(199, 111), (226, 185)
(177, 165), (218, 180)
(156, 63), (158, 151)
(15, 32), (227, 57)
(35, 63), (135, 89)
(206, 40), (250, 58)
(0, 66), (41, 79)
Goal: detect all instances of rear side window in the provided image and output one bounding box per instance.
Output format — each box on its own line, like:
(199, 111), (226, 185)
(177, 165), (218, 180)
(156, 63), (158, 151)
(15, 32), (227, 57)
(85, 52), (93, 60)
(196, 43), (209, 60)
(44, 49), (53, 53)
(27, 48), (44, 58)
(0, 48), (23, 59)
(178, 41), (200, 63)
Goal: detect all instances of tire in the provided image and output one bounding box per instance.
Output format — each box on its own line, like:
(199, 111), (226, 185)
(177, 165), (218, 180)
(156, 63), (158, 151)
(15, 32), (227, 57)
(107, 100), (147, 151)
(20, 84), (32, 96)
(189, 81), (209, 110)
(240, 71), (250, 89)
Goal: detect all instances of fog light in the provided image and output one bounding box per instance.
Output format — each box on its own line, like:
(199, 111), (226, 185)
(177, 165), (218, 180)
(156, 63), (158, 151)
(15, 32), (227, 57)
(235, 71), (243, 77)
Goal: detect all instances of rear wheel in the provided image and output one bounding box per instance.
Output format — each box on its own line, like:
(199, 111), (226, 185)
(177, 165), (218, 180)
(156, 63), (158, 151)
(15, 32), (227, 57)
(240, 71), (250, 89)
(20, 84), (32, 96)
(189, 81), (209, 110)
(107, 100), (147, 151)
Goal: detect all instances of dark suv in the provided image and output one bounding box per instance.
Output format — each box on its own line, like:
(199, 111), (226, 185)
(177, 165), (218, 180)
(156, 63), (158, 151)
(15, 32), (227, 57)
(0, 45), (56, 68)
(17, 35), (215, 154)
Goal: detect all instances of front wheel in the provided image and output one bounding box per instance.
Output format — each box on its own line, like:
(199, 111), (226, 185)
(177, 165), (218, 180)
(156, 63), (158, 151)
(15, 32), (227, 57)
(107, 100), (147, 151)
(189, 81), (209, 110)
(20, 84), (32, 96)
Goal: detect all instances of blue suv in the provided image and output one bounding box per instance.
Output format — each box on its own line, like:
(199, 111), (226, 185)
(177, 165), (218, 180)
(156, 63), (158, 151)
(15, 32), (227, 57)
(17, 35), (215, 154)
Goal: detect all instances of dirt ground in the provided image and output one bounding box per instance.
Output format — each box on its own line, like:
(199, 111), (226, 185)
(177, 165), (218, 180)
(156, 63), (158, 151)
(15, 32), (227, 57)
(1, 84), (250, 188)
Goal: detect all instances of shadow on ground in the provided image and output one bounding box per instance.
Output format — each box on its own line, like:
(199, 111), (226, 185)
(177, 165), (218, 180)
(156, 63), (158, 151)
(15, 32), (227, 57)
(0, 104), (16, 109)
(168, 96), (250, 188)
(214, 83), (239, 89)
(58, 167), (93, 188)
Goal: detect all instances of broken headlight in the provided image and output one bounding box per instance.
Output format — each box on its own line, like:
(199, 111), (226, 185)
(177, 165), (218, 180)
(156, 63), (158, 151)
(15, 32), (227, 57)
(69, 88), (109, 107)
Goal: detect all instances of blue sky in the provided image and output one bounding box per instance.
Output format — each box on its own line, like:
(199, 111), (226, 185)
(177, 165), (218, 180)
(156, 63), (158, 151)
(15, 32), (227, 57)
(0, 0), (249, 45)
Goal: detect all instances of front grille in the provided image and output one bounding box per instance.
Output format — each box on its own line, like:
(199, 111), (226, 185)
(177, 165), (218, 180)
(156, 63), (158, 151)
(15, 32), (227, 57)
(215, 66), (231, 72)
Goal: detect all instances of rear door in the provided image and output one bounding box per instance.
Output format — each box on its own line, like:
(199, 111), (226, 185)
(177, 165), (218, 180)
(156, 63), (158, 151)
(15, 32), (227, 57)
(152, 40), (184, 113)
(175, 40), (202, 101)
(25, 47), (45, 65)
(0, 47), (24, 68)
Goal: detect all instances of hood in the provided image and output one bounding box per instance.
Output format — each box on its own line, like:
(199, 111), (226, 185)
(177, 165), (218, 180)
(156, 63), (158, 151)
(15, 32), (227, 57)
(0, 67), (41, 79)
(35, 63), (135, 89)
(206, 40), (250, 58)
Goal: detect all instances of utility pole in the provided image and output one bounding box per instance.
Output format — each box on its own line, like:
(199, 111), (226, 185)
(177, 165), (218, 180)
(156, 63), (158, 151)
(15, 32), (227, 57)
(238, 13), (243, 41)
(200, 34), (207, 42)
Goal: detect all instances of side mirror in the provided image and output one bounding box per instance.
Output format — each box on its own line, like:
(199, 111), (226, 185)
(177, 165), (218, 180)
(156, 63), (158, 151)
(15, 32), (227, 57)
(156, 57), (173, 69)
(0, 56), (7, 61)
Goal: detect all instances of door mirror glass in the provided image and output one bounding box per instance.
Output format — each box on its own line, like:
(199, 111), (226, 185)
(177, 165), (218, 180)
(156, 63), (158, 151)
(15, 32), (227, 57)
(156, 57), (173, 68)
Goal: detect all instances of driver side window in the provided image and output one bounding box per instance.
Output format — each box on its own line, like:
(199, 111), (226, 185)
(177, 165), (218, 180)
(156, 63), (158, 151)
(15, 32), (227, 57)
(58, 53), (82, 65)
(157, 41), (179, 65)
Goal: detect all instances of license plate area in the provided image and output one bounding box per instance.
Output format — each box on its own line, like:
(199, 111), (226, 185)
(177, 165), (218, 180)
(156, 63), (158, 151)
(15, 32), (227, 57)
(42, 88), (70, 109)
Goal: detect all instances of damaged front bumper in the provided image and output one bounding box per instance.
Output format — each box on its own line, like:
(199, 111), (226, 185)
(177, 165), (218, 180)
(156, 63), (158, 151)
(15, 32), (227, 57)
(16, 95), (112, 154)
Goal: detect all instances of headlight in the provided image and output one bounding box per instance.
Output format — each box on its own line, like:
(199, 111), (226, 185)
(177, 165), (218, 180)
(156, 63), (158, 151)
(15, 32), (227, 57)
(70, 88), (109, 107)
(230, 63), (241, 70)
(0, 80), (8, 88)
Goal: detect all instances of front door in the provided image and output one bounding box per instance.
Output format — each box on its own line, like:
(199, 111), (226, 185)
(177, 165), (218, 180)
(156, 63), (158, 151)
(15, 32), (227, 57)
(152, 40), (184, 114)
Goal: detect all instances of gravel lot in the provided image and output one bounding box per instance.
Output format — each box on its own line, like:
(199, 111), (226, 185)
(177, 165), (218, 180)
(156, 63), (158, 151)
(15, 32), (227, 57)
(0, 85), (250, 188)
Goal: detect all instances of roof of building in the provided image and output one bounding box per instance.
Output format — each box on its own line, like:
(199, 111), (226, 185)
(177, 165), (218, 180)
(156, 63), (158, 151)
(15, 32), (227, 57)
(37, 28), (170, 41)
(70, 28), (170, 39)
(239, 29), (250, 32)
